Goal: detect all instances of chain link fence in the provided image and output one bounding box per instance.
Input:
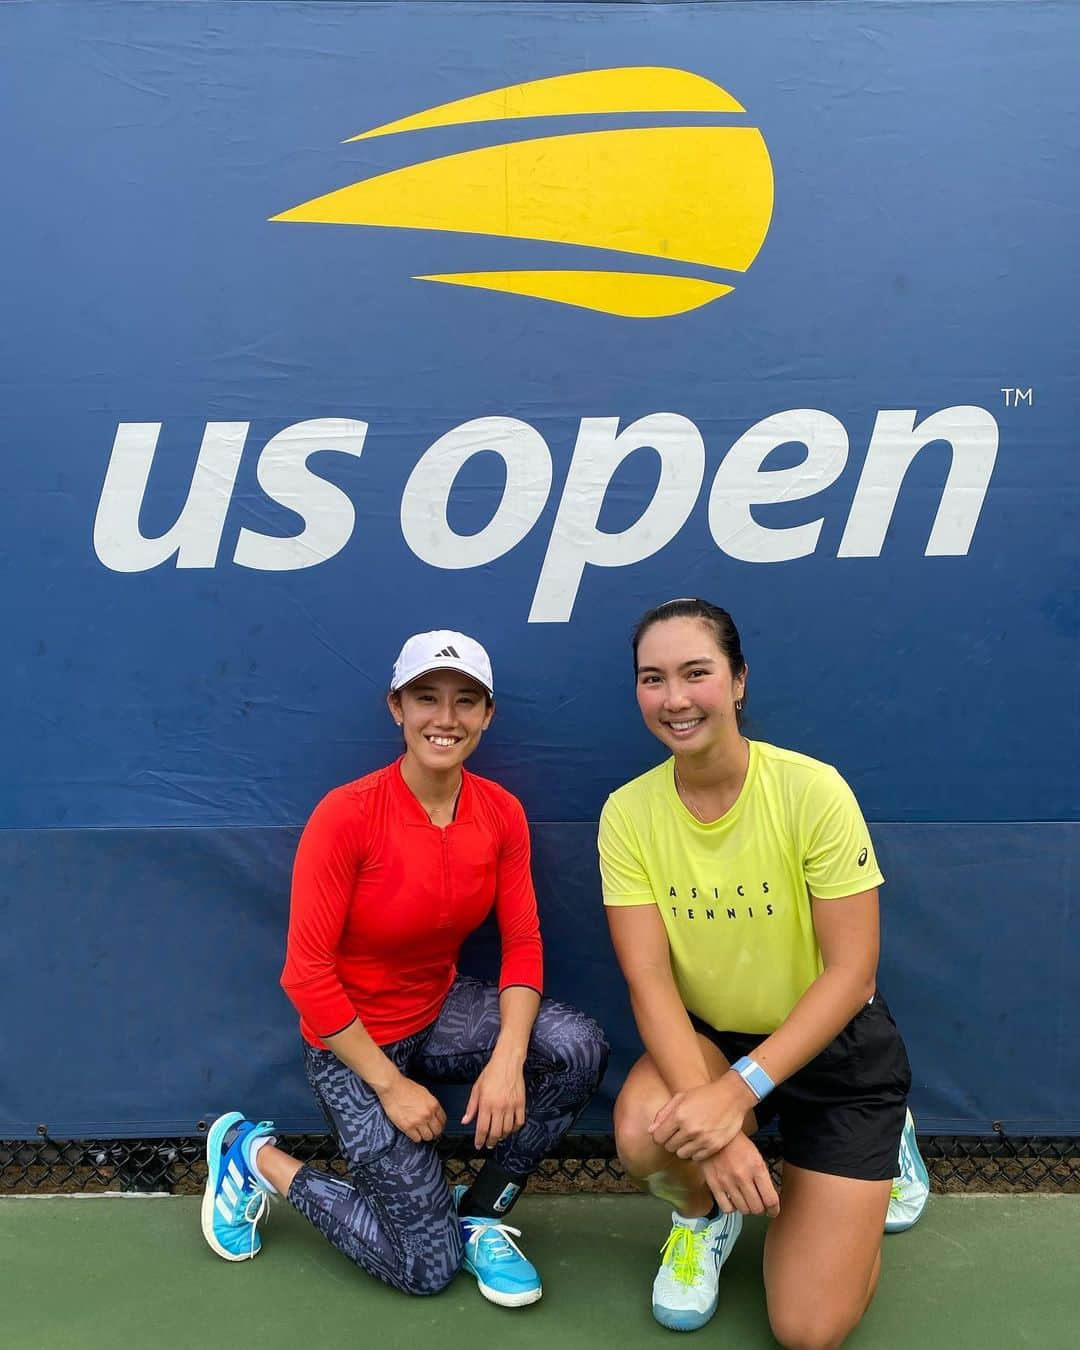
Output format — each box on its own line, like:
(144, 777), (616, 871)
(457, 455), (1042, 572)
(4, 1131), (1078, 1195)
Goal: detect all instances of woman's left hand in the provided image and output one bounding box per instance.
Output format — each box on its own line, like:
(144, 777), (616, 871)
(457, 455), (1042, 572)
(463, 1048), (527, 1149)
(649, 1072), (757, 1161)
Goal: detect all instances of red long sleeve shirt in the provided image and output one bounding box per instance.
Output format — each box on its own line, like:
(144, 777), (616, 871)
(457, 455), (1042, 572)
(280, 758), (544, 1047)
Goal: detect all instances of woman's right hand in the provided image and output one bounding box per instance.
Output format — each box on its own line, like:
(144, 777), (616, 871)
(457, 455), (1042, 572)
(376, 1074), (447, 1143)
(702, 1133), (780, 1217)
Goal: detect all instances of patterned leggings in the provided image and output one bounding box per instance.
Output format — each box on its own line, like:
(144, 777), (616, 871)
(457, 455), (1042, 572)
(287, 976), (609, 1295)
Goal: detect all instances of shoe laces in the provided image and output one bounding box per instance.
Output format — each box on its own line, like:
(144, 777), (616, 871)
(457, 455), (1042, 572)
(659, 1224), (707, 1287)
(465, 1217), (527, 1264)
(240, 1188), (269, 1257)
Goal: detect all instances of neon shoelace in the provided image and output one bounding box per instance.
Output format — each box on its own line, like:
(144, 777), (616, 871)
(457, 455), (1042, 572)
(659, 1225), (708, 1287)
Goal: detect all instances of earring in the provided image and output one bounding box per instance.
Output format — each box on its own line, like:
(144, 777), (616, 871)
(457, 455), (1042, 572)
(735, 699), (743, 711)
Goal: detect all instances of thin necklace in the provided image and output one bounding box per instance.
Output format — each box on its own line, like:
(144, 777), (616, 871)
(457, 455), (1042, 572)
(402, 760), (462, 824)
(674, 743), (750, 822)
(673, 764), (708, 822)
(422, 785), (460, 823)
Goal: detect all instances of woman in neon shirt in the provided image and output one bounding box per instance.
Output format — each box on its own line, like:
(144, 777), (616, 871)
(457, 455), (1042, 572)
(600, 598), (923, 1345)
(202, 629), (608, 1307)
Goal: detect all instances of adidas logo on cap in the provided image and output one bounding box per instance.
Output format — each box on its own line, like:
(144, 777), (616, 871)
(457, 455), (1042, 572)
(390, 630), (494, 695)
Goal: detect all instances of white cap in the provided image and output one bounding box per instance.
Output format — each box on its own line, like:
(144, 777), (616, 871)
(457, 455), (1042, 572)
(390, 630), (494, 696)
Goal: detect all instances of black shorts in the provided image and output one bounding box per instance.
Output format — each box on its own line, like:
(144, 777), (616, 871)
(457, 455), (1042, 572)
(691, 994), (912, 1182)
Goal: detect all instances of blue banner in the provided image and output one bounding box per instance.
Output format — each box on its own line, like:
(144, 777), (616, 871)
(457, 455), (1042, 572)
(2, 1), (1077, 1136)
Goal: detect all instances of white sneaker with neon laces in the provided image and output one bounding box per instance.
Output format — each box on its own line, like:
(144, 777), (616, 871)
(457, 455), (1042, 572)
(652, 1209), (743, 1332)
(886, 1108), (930, 1233)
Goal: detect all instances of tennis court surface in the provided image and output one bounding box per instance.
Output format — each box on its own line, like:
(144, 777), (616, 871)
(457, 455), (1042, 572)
(4, 1193), (1076, 1349)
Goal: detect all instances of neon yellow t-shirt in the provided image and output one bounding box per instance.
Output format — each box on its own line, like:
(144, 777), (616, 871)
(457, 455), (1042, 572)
(599, 740), (883, 1035)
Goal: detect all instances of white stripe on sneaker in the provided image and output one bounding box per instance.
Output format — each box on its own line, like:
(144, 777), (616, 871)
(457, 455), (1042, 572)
(221, 1177), (238, 1205)
(227, 1160), (244, 1187)
(216, 1194), (234, 1222)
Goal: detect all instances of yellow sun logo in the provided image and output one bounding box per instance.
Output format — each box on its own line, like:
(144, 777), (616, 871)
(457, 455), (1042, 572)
(271, 67), (774, 318)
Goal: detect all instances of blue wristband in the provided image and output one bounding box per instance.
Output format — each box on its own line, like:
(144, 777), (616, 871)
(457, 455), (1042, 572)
(731, 1055), (775, 1102)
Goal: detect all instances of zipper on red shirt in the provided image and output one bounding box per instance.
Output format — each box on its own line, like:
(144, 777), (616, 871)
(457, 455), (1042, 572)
(438, 826), (452, 928)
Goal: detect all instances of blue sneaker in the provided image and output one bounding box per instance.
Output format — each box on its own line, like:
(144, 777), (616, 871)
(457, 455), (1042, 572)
(886, 1108), (930, 1233)
(452, 1183), (542, 1308)
(201, 1111), (276, 1261)
(652, 1209), (743, 1332)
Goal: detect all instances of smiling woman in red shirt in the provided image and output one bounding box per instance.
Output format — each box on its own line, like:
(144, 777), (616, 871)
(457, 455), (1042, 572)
(200, 630), (608, 1307)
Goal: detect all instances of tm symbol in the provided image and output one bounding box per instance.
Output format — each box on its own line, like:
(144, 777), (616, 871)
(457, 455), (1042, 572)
(1001, 387), (1033, 408)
